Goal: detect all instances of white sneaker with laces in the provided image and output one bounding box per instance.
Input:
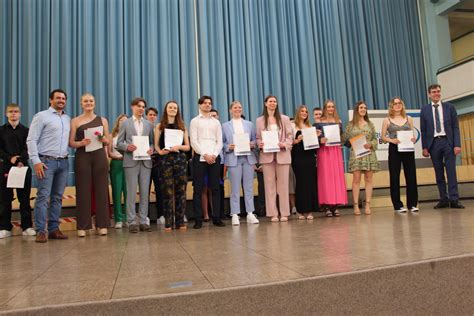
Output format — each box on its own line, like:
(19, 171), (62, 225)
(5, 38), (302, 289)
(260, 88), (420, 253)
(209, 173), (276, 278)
(247, 213), (259, 224)
(22, 228), (36, 236)
(114, 222), (123, 229)
(0, 230), (12, 239)
(395, 207), (408, 213)
(232, 214), (240, 226)
(410, 206), (419, 212)
(158, 216), (165, 225)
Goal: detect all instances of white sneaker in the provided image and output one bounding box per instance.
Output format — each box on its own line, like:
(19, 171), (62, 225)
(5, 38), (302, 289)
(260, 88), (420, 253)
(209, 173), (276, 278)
(395, 207), (408, 213)
(247, 213), (260, 224)
(410, 206), (419, 212)
(114, 222), (123, 229)
(158, 216), (165, 225)
(0, 230), (12, 239)
(183, 215), (188, 223)
(22, 228), (36, 236)
(232, 214), (240, 226)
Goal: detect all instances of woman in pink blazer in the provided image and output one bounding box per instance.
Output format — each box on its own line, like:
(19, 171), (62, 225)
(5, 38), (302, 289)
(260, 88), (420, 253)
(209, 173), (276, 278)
(256, 95), (293, 222)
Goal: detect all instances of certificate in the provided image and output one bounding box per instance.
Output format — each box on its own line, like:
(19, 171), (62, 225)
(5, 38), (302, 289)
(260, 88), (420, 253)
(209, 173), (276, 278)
(132, 136), (151, 160)
(301, 127), (319, 150)
(349, 134), (371, 159)
(397, 130), (415, 152)
(262, 130), (280, 153)
(234, 133), (251, 156)
(199, 141), (215, 162)
(84, 126), (103, 152)
(7, 166), (29, 188)
(323, 124), (341, 146)
(164, 128), (184, 150)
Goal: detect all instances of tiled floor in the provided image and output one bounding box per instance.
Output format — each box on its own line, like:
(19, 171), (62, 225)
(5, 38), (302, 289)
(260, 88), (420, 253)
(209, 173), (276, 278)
(1, 200), (474, 311)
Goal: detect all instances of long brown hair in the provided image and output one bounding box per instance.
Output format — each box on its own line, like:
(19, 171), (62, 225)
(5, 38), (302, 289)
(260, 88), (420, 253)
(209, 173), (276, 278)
(112, 114), (128, 137)
(388, 97), (407, 118)
(321, 99), (341, 123)
(159, 100), (185, 131)
(262, 95), (282, 130)
(350, 101), (370, 126)
(293, 105), (311, 128)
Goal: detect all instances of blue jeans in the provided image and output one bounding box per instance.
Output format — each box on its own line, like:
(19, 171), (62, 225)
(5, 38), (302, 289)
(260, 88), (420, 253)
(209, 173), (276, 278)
(34, 158), (69, 233)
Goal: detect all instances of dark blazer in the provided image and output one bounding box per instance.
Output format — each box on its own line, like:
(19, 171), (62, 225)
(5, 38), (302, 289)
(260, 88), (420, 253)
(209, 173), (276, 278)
(420, 101), (461, 151)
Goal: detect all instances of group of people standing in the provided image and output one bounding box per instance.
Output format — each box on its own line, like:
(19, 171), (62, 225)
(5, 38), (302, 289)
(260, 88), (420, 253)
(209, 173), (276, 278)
(0, 84), (465, 242)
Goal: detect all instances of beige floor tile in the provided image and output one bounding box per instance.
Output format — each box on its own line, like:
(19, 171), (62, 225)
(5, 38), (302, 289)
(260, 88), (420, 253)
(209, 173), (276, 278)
(3, 279), (115, 310)
(112, 271), (213, 299)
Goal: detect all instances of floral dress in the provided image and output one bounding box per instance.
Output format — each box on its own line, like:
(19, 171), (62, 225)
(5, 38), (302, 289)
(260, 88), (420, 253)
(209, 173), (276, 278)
(343, 121), (380, 173)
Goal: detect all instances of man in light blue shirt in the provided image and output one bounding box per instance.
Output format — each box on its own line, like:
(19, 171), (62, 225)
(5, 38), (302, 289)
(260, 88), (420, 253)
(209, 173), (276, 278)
(27, 89), (71, 243)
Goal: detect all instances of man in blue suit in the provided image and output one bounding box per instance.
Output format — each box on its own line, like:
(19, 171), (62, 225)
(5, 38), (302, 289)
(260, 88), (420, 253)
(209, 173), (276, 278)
(420, 84), (464, 209)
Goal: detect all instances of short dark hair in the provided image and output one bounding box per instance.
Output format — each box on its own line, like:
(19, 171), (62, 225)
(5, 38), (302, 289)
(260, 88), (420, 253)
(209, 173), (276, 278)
(198, 95), (213, 105)
(210, 109), (218, 115)
(427, 84), (441, 93)
(131, 97), (147, 107)
(49, 89), (67, 100)
(5, 103), (20, 113)
(146, 107), (158, 115)
(313, 107), (322, 112)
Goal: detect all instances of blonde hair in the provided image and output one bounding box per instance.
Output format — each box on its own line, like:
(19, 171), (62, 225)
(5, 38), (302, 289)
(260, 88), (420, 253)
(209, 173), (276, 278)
(112, 114), (128, 137)
(80, 92), (95, 104)
(321, 99), (341, 123)
(293, 105), (311, 128)
(388, 97), (407, 118)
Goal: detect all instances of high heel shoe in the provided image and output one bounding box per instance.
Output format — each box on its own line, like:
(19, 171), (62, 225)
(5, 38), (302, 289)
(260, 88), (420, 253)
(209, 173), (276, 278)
(365, 201), (372, 215)
(354, 205), (361, 216)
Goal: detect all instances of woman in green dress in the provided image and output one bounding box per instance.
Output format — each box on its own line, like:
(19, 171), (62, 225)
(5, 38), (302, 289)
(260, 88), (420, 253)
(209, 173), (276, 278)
(343, 101), (380, 215)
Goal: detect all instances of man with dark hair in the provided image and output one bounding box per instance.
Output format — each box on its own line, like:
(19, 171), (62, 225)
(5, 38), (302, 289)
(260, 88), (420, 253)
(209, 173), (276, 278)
(117, 97), (155, 232)
(27, 89), (71, 243)
(420, 84), (464, 209)
(189, 96), (225, 228)
(0, 104), (34, 239)
(313, 107), (322, 124)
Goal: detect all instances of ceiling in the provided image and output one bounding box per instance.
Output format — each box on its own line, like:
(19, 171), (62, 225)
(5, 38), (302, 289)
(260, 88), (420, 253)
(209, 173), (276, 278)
(448, 1), (474, 39)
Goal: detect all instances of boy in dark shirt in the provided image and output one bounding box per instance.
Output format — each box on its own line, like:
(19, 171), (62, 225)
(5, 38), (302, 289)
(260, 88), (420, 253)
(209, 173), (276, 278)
(0, 104), (34, 238)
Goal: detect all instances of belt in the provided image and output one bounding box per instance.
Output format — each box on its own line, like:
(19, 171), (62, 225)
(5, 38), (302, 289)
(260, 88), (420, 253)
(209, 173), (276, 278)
(39, 155), (68, 160)
(434, 135), (446, 139)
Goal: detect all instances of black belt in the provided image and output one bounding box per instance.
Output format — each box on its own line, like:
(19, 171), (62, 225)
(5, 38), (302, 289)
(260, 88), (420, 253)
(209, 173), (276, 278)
(39, 155), (68, 160)
(434, 135), (446, 139)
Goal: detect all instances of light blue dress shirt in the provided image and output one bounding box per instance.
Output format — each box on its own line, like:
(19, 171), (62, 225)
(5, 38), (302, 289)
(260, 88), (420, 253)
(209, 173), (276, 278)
(26, 107), (71, 165)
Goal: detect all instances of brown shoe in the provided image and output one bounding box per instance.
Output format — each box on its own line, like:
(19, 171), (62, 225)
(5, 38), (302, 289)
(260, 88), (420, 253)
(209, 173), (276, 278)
(35, 231), (48, 243)
(48, 229), (68, 240)
(139, 224), (152, 232)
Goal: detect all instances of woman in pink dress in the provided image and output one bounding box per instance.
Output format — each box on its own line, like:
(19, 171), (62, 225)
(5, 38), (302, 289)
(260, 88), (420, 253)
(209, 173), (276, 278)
(316, 100), (348, 217)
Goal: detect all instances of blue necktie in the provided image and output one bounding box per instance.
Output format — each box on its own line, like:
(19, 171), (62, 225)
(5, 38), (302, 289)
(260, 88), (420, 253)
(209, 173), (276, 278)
(433, 104), (441, 133)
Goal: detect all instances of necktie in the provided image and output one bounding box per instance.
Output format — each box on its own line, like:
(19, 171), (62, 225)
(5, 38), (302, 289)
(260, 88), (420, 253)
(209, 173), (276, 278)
(433, 104), (441, 133)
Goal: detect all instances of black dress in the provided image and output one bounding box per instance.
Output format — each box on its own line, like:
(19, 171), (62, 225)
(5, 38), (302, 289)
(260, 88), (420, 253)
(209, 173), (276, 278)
(291, 130), (319, 213)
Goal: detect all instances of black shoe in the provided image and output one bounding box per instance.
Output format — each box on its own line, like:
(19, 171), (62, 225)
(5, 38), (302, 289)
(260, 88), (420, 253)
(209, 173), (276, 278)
(193, 222), (202, 229)
(434, 201), (450, 209)
(213, 220), (226, 227)
(450, 200), (465, 209)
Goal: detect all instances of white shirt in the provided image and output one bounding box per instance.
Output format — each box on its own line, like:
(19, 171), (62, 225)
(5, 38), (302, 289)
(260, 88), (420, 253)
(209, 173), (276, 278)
(232, 118), (244, 134)
(190, 112), (223, 156)
(133, 116), (144, 136)
(431, 102), (446, 137)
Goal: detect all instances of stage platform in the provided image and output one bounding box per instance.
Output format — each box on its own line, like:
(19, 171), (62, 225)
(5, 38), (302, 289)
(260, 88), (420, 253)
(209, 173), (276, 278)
(1, 200), (474, 314)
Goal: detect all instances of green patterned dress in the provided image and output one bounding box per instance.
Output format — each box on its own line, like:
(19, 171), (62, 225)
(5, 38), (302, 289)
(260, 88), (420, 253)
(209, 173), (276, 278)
(343, 121), (380, 173)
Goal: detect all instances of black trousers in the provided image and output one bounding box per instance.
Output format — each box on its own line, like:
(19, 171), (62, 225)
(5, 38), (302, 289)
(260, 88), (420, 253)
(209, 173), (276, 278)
(388, 143), (418, 209)
(192, 155), (221, 223)
(0, 167), (32, 231)
(150, 162), (164, 218)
